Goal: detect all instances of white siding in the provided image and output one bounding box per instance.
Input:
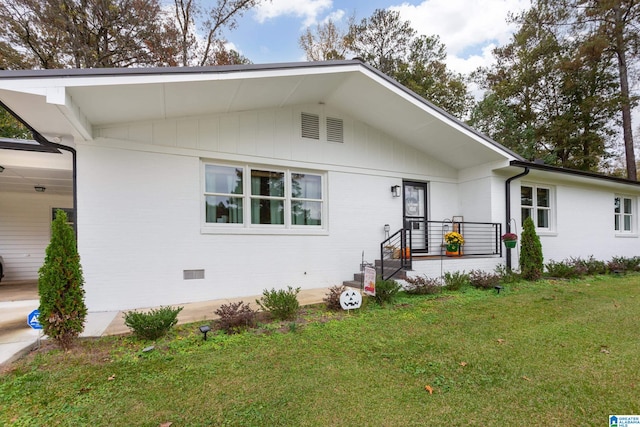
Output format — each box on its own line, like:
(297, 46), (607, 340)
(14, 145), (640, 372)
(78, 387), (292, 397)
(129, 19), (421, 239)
(0, 191), (72, 281)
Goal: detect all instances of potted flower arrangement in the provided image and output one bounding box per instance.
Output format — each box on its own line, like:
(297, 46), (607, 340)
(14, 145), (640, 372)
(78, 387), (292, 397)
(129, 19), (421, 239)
(501, 232), (518, 249)
(444, 231), (464, 255)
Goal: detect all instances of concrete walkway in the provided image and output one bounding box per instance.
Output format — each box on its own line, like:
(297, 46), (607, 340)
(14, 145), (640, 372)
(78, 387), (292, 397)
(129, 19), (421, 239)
(0, 282), (330, 369)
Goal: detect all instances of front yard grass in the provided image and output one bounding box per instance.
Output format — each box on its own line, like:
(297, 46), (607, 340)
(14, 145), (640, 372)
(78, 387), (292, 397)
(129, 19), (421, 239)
(2, 275), (639, 426)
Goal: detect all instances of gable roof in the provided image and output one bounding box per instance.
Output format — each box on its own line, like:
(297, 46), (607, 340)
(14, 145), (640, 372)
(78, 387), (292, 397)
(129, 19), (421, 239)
(0, 60), (521, 170)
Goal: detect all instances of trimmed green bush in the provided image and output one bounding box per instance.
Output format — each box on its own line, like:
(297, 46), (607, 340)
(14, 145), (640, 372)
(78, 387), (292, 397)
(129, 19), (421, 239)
(519, 216), (544, 280)
(38, 209), (87, 350)
(214, 301), (256, 334)
(123, 306), (183, 340)
(256, 286), (300, 320)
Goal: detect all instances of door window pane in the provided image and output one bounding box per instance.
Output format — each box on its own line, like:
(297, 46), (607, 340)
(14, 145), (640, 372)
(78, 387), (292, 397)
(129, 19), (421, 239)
(404, 185), (425, 217)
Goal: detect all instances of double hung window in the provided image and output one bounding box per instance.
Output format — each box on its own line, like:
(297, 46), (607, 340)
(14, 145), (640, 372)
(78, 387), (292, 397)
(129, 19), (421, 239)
(521, 185), (552, 230)
(204, 162), (324, 230)
(614, 196), (633, 233)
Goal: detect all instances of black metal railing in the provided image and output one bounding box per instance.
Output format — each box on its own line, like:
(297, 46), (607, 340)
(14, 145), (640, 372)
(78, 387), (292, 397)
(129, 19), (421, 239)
(405, 220), (502, 257)
(380, 228), (411, 280)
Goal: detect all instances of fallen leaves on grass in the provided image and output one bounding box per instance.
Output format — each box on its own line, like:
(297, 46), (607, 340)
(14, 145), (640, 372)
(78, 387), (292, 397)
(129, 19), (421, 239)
(424, 385), (433, 394)
(108, 374), (116, 381)
(459, 361), (467, 367)
(522, 376), (531, 381)
(497, 338), (505, 344)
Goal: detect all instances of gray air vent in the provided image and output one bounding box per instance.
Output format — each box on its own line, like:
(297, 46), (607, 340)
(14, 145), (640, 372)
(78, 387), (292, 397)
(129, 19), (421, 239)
(301, 112), (320, 140)
(326, 117), (344, 143)
(183, 269), (205, 280)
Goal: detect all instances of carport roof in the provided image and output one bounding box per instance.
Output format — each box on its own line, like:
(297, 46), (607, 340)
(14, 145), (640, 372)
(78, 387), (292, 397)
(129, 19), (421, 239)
(0, 60), (523, 170)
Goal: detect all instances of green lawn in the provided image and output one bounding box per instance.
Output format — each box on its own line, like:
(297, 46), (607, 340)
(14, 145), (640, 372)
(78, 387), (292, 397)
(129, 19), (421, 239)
(2, 275), (639, 426)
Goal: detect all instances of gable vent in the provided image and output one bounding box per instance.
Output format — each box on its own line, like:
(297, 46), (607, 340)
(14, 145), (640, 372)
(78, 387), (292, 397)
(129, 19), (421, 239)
(301, 112), (320, 140)
(326, 117), (344, 143)
(183, 269), (205, 280)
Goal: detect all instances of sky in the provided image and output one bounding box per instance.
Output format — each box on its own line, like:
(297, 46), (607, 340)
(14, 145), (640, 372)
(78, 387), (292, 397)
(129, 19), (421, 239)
(222, 0), (532, 76)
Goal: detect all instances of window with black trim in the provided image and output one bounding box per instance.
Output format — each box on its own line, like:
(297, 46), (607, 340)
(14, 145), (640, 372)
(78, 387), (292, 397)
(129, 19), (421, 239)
(614, 195), (633, 233)
(521, 184), (553, 230)
(204, 162), (324, 229)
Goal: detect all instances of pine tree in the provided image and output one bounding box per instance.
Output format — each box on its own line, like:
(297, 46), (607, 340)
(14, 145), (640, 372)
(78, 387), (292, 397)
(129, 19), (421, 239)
(519, 216), (544, 280)
(38, 210), (87, 350)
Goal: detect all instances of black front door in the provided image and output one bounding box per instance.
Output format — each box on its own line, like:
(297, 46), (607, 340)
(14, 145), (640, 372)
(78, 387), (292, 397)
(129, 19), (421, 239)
(403, 181), (428, 253)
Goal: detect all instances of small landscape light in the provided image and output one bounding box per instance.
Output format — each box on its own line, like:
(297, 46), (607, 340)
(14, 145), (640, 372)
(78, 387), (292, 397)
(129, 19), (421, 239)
(494, 286), (503, 294)
(199, 325), (211, 340)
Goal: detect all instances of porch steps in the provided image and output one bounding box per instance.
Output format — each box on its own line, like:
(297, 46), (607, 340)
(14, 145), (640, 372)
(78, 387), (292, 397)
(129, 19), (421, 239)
(343, 259), (407, 289)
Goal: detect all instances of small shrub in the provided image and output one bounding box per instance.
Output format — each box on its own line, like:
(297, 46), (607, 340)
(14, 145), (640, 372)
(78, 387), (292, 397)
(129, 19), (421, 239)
(607, 257), (628, 274)
(123, 306), (183, 340)
(324, 285), (347, 311)
(372, 277), (401, 304)
(469, 270), (501, 289)
(581, 256), (607, 275)
(545, 259), (581, 279)
(494, 264), (520, 284)
(214, 301), (257, 334)
(443, 271), (470, 291)
(520, 216), (544, 280)
(404, 275), (442, 295)
(256, 286), (300, 320)
(610, 256), (640, 272)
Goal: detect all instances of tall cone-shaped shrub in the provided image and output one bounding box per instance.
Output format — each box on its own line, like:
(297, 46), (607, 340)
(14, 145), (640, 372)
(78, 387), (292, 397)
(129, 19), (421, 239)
(38, 210), (87, 350)
(519, 216), (544, 280)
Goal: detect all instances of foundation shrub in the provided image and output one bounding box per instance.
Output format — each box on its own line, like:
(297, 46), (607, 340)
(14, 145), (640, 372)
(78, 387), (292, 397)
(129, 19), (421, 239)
(443, 271), (470, 291)
(404, 275), (442, 295)
(123, 306), (183, 340)
(372, 277), (401, 304)
(323, 285), (347, 311)
(469, 270), (501, 290)
(545, 259), (583, 279)
(494, 264), (521, 284)
(580, 256), (608, 275)
(519, 216), (544, 280)
(214, 301), (257, 334)
(256, 286), (300, 321)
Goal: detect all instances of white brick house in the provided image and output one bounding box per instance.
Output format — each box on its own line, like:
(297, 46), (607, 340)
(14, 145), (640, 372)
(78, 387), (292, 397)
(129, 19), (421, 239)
(0, 60), (638, 311)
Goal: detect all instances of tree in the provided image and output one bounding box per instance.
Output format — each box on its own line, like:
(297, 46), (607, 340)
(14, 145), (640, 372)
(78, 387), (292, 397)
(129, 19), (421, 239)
(519, 216), (544, 280)
(346, 9), (415, 75)
(336, 9), (472, 118)
(0, 107), (31, 139)
(0, 0), (181, 69)
(299, 18), (350, 61)
(38, 210), (87, 350)
(574, 0), (640, 180)
(470, 2), (619, 171)
(171, 0), (260, 66)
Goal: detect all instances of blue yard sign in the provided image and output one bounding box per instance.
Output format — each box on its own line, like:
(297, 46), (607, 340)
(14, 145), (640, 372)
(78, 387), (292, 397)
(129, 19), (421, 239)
(27, 309), (43, 330)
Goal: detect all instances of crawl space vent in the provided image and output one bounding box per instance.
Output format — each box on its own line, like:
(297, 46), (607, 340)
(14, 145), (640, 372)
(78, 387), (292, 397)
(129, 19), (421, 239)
(301, 112), (320, 140)
(183, 269), (205, 280)
(326, 117), (344, 143)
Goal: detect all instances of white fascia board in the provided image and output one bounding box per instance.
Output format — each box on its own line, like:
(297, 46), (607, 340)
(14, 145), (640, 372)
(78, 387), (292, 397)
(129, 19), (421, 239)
(45, 86), (92, 140)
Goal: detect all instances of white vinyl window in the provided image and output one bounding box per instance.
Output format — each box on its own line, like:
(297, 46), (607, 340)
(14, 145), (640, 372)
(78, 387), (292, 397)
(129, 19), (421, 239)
(521, 184), (553, 230)
(614, 195), (634, 233)
(204, 162), (325, 231)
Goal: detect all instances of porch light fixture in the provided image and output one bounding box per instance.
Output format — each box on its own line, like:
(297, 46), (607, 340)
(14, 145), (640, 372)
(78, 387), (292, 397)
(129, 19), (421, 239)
(391, 185), (401, 198)
(199, 325), (211, 340)
(34, 186), (46, 192)
(0, 165), (4, 172)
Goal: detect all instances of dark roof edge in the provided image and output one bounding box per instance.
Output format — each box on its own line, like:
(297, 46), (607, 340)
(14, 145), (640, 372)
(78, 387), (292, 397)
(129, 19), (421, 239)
(510, 160), (640, 187)
(0, 59), (523, 162)
(0, 60), (362, 79)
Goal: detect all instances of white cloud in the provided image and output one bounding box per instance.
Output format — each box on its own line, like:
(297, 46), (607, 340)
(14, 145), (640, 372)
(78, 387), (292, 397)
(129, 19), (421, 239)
(392, 0), (530, 74)
(254, 0), (334, 28)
